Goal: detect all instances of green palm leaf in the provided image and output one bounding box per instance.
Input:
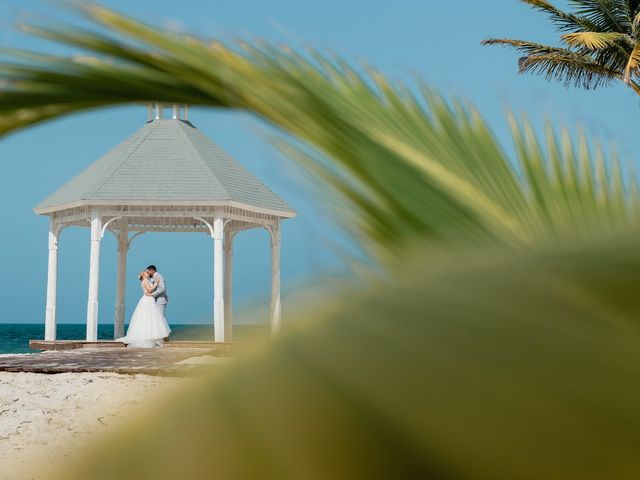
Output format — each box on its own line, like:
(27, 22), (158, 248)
(571, 0), (632, 31)
(521, 0), (599, 31)
(0, 5), (637, 264)
(481, 38), (628, 89)
(56, 235), (640, 480)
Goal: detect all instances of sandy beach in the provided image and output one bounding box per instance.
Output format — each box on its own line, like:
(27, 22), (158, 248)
(0, 369), (188, 480)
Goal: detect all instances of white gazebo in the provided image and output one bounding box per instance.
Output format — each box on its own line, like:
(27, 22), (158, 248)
(34, 104), (296, 343)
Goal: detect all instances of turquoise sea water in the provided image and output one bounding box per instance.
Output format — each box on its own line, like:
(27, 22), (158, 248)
(0, 324), (269, 354)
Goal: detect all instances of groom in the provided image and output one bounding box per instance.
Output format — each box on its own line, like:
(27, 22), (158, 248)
(145, 265), (168, 316)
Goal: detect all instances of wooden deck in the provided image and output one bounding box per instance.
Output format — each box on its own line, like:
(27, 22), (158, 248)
(29, 339), (230, 351)
(0, 341), (237, 375)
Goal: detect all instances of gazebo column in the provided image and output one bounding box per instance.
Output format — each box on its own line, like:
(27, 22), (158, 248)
(213, 216), (226, 342)
(114, 224), (128, 339)
(44, 218), (60, 341)
(269, 221), (282, 335)
(86, 210), (102, 342)
(223, 229), (235, 341)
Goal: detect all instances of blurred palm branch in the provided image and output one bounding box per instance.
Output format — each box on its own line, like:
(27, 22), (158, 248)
(0, 4), (638, 264)
(62, 237), (640, 480)
(1, 5), (640, 480)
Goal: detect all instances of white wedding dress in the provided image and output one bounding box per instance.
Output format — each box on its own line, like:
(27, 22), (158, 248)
(117, 282), (171, 348)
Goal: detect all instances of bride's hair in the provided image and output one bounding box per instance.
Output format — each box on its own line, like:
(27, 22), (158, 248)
(138, 271), (146, 281)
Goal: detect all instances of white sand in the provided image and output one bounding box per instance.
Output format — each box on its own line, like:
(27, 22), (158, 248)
(0, 371), (188, 480)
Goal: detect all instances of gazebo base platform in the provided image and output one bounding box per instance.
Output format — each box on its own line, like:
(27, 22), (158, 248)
(29, 339), (231, 351)
(3, 343), (237, 376)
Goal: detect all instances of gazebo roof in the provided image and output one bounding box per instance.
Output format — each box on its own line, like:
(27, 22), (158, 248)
(34, 118), (295, 217)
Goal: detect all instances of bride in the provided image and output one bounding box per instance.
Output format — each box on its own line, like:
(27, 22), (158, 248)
(117, 270), (171, 348)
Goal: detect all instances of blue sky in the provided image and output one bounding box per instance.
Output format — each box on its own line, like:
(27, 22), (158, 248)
(0, 0), (637, 326)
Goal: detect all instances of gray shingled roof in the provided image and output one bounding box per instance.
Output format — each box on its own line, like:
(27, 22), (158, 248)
(34, 119), (295, 216)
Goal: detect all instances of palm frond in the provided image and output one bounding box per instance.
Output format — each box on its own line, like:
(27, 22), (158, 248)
(632, 7), (640, 31)
(58, 234), (640, 480)
(486, 1), (640, 96)
(623, 41), (640, 81)
(518, 51), (621, 88)
(521, 0), (600, 31)
(0, 5), (636, 263)
(481, 38), (577, 55)
(561, 31), (628, 48)
(570, 0), (632, 32)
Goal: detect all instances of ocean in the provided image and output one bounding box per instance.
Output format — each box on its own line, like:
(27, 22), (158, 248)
(0, 323), (269, 354)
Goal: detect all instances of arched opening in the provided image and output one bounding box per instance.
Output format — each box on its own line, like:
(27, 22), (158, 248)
(115, 230), (214, 339)
(227, 227), (273, 341)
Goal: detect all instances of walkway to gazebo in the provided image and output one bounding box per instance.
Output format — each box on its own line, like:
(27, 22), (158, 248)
(35, 104), (296, 344)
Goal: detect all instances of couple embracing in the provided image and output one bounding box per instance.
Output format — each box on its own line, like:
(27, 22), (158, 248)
(117, 265), (171, 348)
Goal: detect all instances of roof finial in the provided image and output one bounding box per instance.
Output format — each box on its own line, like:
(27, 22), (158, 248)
(147, 103), (189, 122)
